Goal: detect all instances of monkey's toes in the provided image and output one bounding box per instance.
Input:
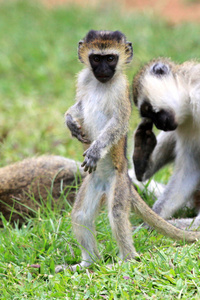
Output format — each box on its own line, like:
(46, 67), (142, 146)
(55, 265), (67, 273)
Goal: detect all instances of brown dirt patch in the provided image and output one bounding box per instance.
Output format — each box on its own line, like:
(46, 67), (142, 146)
(124, 0), (200, 24)
(42, 0), (200, 24)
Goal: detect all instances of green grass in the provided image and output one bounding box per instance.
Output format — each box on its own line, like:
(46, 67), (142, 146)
(1, 0), (200, 298)
(1, 206), (200, 299)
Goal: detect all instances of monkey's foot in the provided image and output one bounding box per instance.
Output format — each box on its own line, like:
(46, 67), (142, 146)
(55, 264), (68, 273)
(55, 261), (92, 273)
(133, 118), (157, 181)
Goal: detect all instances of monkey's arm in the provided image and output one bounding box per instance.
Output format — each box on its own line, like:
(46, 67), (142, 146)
(133, 118), (176, 181)
(143, 130), (176, 180)
(133, 118), (157, 181)
(65, 102), (91, 144)
(82, 108), (130, 173)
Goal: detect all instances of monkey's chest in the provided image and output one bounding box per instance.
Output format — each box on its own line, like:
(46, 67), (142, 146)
(82, 96), (112, 141)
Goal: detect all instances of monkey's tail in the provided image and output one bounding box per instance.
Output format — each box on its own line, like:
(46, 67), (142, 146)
(131, 185), (200, 243)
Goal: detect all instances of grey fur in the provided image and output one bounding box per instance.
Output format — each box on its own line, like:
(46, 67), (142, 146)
(133, 58), (200, 225)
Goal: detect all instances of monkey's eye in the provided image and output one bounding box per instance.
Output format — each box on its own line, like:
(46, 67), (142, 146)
(93, 55), (101, 63)
(107, 55), (115, 62)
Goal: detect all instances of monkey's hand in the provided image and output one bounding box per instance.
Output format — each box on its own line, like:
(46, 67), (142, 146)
(81, 142), (101, 173)
(65, 114), (91, 144)
(133, 118), (157, 181)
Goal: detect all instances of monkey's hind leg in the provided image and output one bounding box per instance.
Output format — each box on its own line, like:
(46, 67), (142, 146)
(56, 174), (103, 273)
(152, 164), (200, 219)
(108, 173), (138, 261)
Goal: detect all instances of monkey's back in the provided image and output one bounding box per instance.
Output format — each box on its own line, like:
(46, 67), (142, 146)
(0, 155), (85, 225)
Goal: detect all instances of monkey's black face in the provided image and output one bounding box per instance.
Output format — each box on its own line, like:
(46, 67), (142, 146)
(140, 101), (178, 131)
(89, 54), (118, 83)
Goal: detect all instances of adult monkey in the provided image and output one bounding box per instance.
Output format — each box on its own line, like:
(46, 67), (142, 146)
(57, 36), (200, 272)
(133, 58), (200, 225)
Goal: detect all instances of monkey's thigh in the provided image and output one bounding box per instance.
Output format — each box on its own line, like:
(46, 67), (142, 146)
(107, 172), (138, 260)
(71, 174), (105, 263)
(153, 167), (200, 219)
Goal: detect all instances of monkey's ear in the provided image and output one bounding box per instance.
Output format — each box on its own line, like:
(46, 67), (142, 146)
(125, 41), (133, 64)
(78, 40), (84, 46)
(150, 62), (170, 76)
(78, 40), (84, 63)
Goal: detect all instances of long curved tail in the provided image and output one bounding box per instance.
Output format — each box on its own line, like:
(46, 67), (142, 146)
(131, 185), (200, 242)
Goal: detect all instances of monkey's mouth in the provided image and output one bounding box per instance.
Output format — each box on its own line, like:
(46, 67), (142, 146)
(154, 117), (178, 131)
(140, 101), (178, 131)
(96, 75), (113, 83)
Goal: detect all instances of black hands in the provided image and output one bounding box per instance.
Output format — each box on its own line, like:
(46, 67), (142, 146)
(133, 118), (157, 181)
(81, 142), (101, 173)
(65, 114), (91, 144)
(66, 114), (101, 174)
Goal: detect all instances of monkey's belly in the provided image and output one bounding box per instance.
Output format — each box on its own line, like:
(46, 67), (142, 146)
(83, 111), (109, 141)
(96, 154), (115, 179)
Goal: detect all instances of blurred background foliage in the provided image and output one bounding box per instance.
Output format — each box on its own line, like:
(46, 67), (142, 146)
(0, 0), (200, 173)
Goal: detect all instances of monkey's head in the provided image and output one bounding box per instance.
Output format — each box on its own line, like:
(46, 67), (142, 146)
(133, 58), (181, 132)
(78, 30), (133, 83)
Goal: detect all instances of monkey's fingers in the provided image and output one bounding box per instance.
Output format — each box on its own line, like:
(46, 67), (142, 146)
(134, 129), (157, 148)
(81, 158), (87, 167)
(133, 125), (157, 181)
(81, 157), (96, 173)
(70, 126), (82, 137)
(137, 118), (154, 131)
(76, 134), (91, 144)
(81, 157), (89, 172)
(83, 162), (90, 173)
(70, 125), (90, 143)
(66, 114), (81, 130)
(88, 162), (97, 173)
(66, 114), (88, 143)
(83, 150), (87, 157)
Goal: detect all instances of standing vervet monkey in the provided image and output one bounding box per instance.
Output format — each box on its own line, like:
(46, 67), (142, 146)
(133, 58), (200, 225)
(57, 35), (200, 272)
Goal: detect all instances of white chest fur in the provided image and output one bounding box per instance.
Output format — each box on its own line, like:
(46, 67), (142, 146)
(76, 68), (126, 141)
